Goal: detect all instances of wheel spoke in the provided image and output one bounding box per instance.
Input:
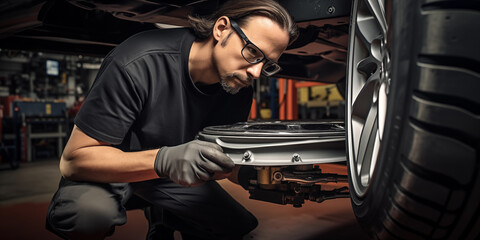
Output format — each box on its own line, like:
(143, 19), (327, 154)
(365, 0), (388, 36)
(355, 20), (375, 51)
(355, 102), (378, 175)
(352, 68), (381, 174)
(352, 78), (375, 121)
(378, 81), (388, 140)
(356, 0), (384, 45)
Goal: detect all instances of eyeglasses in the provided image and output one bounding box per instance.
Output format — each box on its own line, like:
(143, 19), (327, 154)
(230, 19), (282, 77)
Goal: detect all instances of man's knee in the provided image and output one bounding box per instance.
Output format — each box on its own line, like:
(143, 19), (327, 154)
(47, 185), (126, 238)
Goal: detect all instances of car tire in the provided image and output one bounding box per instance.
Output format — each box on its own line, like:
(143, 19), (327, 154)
(345, 0), (480, 239)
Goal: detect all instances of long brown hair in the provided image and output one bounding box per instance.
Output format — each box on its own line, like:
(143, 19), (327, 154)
(188, 0), (298, 45)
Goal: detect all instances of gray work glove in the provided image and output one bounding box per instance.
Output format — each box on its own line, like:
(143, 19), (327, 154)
(154, 140), (235, 187)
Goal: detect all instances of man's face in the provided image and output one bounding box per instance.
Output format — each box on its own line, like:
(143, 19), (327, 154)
(213, 16), (290, 94)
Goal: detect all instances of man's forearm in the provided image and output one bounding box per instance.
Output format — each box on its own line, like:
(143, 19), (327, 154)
(60, 146), (159, 183)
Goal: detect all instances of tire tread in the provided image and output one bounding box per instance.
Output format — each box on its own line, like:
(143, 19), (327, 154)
(348, 1), (480, 239)
(402, 119), (476, 185)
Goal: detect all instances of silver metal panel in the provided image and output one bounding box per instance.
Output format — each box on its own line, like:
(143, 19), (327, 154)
(197, 121), (346, 166)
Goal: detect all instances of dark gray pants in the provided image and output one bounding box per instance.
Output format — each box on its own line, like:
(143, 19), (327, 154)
(46, 178), (257, 240)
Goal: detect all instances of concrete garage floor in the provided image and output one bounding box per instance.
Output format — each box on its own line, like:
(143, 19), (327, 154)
(0, 159), (369, 240)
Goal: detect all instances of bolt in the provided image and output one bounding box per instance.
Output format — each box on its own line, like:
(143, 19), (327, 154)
(273, 171), (283, 181)
(243, 150), (252, 161)
(327, 6), (335, 14)
(292, 153), (301, 162)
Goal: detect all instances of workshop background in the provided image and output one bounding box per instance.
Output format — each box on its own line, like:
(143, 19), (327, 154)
(0, 48), (369, 239)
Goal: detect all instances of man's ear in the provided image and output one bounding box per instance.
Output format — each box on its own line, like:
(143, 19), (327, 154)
(212, 16), (231, 42)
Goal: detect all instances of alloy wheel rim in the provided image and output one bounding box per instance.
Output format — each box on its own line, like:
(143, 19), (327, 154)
(347, 0), (391, 197)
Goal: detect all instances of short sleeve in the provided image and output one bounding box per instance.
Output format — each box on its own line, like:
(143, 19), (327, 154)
(75, 57), (145, 144)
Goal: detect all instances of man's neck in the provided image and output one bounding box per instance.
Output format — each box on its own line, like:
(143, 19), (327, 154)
(189, 38), (220, 85)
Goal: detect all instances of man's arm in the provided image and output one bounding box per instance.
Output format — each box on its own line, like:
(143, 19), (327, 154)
(60, 125), (159, 183)
(60, 125), (235, 185)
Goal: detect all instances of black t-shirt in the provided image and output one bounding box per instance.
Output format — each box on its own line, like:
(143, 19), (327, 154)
(75, 28), (253, 151)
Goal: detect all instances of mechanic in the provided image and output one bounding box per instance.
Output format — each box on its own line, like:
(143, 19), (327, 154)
(45, 0), (297, 239)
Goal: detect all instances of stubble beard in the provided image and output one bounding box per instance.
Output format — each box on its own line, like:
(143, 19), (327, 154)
(220, 72), (252, 95)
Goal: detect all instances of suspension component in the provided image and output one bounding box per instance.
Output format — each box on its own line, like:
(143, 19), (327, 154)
(244, 165), (350, 207)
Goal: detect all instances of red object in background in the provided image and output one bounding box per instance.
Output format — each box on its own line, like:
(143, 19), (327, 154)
(250, 98), (257, 120)
(0, 96), (21, 117)
(67, 98), (84, 117)
(278, 78), (298, 120)
(294, 81), (327, 88)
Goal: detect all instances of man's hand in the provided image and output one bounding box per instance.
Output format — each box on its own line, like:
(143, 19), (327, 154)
(154, 140), (235, 187)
